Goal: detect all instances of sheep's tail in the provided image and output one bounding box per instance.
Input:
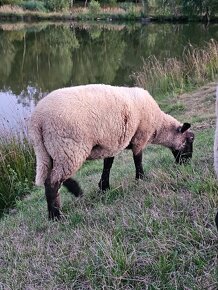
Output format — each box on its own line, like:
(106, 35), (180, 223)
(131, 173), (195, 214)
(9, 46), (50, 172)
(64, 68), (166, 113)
(214, 86), (218, 178)
(29, 122), (52, 186)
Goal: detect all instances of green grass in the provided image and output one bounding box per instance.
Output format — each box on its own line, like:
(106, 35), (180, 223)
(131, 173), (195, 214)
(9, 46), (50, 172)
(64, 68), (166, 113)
(0, 123), (35, 214)
(0, 84), (217, 289)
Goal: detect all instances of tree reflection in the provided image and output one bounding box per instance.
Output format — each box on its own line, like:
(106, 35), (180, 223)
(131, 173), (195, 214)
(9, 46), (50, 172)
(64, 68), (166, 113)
(0, 25), (80, 105)
(71, 28), (126, 85)
(0, 22), (217, 110)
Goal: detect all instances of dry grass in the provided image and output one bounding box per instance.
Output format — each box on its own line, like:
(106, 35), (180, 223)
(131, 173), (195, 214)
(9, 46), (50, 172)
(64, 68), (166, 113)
(0, 4), (72, 20)
(0, 3), (143, 21)
(0, 83), (217, 289)
(70, 6), (127, 16)
(0, 5), (24, 13)
(133, 40), (218, 98)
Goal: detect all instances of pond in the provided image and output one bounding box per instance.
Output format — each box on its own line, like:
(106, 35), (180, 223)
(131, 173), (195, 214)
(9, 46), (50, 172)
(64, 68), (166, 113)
(0, 21), (217, 125)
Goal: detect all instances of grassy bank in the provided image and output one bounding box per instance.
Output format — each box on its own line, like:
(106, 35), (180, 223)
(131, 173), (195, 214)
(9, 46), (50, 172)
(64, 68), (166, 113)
(0, 4), (218, 23)
(0, 83), (217, 289)
(0, 123), (35, 214)
(0, 39), (217, 288)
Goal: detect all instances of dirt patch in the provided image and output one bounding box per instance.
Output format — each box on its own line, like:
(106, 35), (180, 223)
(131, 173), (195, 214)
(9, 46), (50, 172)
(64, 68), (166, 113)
(177, 82), (217, 130)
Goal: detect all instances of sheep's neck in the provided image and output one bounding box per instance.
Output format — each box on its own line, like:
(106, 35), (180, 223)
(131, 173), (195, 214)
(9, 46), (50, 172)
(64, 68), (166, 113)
(152, 112), (181, 149)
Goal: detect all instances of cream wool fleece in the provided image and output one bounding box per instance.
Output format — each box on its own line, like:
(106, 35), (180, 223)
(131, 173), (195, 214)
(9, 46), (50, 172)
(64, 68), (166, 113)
(29, 84), (182, 186)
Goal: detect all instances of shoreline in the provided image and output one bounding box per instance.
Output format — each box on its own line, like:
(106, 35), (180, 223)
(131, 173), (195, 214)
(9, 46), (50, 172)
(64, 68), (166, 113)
(0, 11), (218, 24)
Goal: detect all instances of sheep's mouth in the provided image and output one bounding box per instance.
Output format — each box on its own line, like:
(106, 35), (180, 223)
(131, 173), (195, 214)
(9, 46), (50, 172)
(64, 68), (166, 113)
(171, 146), (193, 165)
(173, 150), (192, 164)
(171, 141), (193, 165)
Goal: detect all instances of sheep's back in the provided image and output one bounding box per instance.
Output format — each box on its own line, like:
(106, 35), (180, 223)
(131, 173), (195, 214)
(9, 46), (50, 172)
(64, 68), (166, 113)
(31, 85), (151, 158)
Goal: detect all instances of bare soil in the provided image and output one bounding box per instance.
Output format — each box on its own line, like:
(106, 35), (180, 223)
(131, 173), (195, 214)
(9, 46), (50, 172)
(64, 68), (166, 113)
(178, 82), (217, 130)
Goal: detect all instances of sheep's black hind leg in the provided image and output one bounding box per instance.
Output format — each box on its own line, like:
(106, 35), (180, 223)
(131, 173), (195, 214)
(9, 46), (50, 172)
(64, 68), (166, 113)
(45, 177), (62, 220)
(63, 178), (83, 197)
(99, 157), (114, 191)
(133, 151), (144, 179)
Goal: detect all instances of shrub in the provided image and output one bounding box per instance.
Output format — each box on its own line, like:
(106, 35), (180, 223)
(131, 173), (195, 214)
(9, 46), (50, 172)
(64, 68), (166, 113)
(21, 1), (46, 12)
(126, 3), (138, 18)
(89, 0), (101, 16)
(108, 0), (116, 8)
(0, 0), (21, 5)
(44, 0), (69, 12)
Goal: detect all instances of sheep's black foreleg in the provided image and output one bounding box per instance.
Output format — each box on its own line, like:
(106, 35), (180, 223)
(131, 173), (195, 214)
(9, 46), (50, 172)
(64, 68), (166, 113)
(99, 157), (114, 191)
(215, 211), (218, 230)
(133, 151), (144, 179)
(45, 177), (62, 220)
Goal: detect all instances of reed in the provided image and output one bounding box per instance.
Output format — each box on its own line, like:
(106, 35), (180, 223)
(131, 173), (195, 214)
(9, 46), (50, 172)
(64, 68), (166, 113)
(0, 3), (142, 21)
(133, 39), (218, 98)
(0, 122), (35, 213)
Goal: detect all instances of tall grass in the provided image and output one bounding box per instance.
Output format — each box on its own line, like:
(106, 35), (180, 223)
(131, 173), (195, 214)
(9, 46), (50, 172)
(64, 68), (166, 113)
(133, 39), (218, 98)
(0, 122), (35, 214)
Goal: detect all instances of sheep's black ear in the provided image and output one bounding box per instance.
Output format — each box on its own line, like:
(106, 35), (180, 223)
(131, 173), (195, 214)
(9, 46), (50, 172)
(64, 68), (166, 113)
(180, 123), (191, 133)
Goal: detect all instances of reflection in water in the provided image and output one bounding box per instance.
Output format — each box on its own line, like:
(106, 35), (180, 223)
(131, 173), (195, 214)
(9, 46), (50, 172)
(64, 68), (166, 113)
(0, 91), (34, 128)
(0, 22), (217, 123)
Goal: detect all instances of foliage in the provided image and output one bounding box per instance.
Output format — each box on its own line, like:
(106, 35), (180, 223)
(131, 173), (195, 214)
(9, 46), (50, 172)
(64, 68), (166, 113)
(21, 1), (47, 12)
(117, 2), (139, 18)
(0, 0), (21, 5)
(88, 0), (101, 16)
(44, 0), (69, 11)
(181, 0), (218, 16)
(126, 3), (138, 18)
(108, 0), (116, 8)
(141, 0), (149, 15)
(154, 0), (218, 16)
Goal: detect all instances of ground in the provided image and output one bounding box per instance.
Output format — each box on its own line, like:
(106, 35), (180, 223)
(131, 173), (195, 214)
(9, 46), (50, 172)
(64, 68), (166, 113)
(0, 83), (217, 290)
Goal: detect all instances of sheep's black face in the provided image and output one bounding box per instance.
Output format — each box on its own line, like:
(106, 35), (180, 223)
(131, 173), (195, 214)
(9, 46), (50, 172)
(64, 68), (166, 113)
(171, 123), (195, 165)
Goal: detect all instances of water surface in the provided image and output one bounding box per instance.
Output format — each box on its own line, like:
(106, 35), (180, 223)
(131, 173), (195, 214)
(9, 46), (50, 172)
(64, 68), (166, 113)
(0, 21), (217, 124)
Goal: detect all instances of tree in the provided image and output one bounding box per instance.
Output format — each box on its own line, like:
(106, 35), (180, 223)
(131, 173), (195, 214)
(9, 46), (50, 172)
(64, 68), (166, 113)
(0, 0), (21, 5)
(142, 0), (149, 16)
(44, 0), (69, 11)
(181, 0), (218, 21)
(155, 0), (218, 19)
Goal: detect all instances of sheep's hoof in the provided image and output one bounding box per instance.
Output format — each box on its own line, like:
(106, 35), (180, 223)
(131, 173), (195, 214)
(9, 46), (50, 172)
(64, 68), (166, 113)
(98, 180), (110, 191)
(135, 172), (145, 180)
(48, 207), (63, 221)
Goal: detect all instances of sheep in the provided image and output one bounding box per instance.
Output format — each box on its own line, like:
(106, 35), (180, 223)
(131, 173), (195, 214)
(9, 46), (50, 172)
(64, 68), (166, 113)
(214, 86), (218, 230)
(29, 84), (195, 220)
